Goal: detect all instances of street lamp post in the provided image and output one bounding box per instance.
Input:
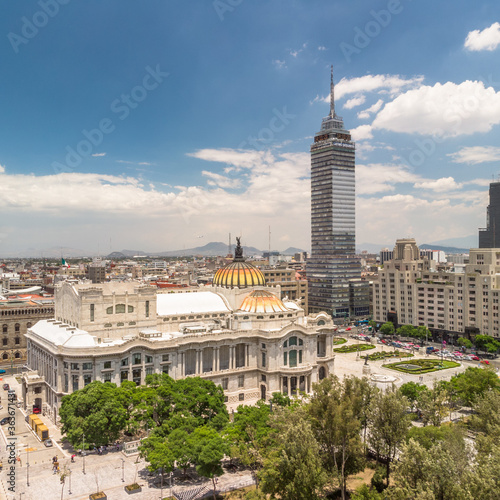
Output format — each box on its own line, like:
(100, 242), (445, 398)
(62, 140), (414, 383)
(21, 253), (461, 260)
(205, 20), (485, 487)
(121, 458), (125, 482)
(82, 433), (85, 475)
(170, 471), (173, 499)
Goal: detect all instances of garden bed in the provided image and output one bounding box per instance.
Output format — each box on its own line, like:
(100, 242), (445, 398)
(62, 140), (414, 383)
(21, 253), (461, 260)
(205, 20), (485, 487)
(333, 343), (375, 353)
(367, 350), (413, 361)
(383, 359), (460, 374)
(333, 337), (347, 345)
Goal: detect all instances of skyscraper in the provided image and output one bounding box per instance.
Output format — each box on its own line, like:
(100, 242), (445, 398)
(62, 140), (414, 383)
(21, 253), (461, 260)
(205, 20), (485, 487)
(479, 181), (500, 248)
(307, 67), (369, 319)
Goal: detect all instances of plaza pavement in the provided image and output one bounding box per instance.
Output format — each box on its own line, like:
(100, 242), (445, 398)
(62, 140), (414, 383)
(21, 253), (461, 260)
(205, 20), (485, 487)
(0, 338), (493, 500)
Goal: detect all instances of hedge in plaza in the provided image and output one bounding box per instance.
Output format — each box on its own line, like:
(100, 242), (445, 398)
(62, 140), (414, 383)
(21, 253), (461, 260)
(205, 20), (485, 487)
(333, 343), (375, 353)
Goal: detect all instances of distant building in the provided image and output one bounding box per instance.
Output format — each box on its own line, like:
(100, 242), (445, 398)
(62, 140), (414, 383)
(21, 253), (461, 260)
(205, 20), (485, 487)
(479, 181), (500, 247)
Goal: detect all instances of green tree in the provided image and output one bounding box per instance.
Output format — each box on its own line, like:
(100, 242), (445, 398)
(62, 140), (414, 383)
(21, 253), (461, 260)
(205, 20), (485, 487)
(457, 337), (473, 349)
(449, 367), (500, 406)
(469, 437), (500, 499)
(190, 426), (229, 500)
(368, 388), (411, 484)
(139, 435), (175, 485)
(351, 484), (383, 500)
(396, 324), (416, 338)
(470, 390), (500, 437)
(379, 322), (395, 337)
(228, 402), (271, 489)
(398, 382), (428, 411)
(474, 334), (500, 354)
(406, 424), (465, 450)
(418, 384), (449, 427)
(59, 381), (127, 448)
(259, 407), (327, 500)
(309, 376), (365, 500)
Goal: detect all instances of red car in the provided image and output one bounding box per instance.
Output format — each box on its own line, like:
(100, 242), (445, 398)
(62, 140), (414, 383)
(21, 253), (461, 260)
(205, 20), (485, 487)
(480, 360), (490, 365)
(32, 407), (41, 414)
(470, 355), (480, 361)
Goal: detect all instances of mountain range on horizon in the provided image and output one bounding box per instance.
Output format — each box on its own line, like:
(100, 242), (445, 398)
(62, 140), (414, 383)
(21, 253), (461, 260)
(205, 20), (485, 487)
(1, 235), (479, 259)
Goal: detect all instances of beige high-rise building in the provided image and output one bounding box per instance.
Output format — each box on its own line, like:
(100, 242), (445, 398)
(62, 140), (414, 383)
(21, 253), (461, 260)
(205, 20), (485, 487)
(372, 239), (500, 341)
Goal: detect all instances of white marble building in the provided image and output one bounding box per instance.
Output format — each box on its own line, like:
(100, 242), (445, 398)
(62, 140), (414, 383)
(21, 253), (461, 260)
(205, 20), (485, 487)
(23, 246), (336, 422)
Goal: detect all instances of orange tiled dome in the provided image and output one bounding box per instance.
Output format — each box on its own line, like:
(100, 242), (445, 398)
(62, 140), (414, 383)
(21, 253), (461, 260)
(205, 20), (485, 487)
(213, 237), (266, 289)
(240, 290), (288, 313)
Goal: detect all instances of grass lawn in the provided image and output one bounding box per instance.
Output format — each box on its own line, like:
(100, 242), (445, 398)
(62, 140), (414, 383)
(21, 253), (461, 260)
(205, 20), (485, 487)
(367, 350), (413, 361)
(334, 343), (375, 353)
(383, 358), (460, 374)
(333, 337), (347, 345)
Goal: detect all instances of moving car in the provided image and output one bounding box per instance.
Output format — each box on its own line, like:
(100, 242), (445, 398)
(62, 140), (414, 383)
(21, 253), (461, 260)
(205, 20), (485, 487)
(2, 384), (9, 390)
(0, 417), (12, 425)
(43, 439), (53, 447)
(33, 407), (41, 414)
(0, 370), (6, 375)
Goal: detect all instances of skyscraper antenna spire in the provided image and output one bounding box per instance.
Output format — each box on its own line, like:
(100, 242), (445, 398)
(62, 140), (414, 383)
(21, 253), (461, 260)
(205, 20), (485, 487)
(330, 65), (335, 117)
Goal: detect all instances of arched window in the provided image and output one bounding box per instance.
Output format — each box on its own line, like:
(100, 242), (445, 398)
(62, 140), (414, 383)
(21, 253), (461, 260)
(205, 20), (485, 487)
(319, 366), (326, 380)
(115, 304), (125, 314)
(14, 352), (20, 359)
(27, 322), (32, 328)
(128, 305), (134, 313)
(106, 306), (113, 314)
(317, 320), (326, 326)
(2, 353), (8, 360)
(15, 323), (20, 333)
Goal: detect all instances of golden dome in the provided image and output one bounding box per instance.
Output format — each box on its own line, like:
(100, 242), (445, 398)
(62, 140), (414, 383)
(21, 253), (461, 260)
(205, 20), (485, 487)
(240, 290), (288, 313)
(213, 237), (266, 289)
(213, 261), (266, 288)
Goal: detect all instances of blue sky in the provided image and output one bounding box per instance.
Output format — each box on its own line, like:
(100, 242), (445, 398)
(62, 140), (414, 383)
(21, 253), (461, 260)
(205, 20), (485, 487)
(2, 0), (500, 256)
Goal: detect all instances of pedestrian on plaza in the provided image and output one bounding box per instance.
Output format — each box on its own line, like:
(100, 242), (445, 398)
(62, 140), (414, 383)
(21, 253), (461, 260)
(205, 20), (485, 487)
(71, 454), (75, 463)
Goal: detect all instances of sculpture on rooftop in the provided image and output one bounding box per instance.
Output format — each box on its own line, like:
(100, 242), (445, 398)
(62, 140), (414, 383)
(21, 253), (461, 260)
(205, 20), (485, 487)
(234, 237), (244, 261)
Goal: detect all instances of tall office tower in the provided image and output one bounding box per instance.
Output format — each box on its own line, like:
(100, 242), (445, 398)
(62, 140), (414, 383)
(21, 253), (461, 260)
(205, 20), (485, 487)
(479, 181), (500, 248)
(307, 67), (369, 319)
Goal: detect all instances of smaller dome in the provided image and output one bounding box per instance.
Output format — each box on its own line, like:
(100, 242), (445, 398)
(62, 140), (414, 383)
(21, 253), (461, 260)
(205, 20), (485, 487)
(240, 290), (288, 313)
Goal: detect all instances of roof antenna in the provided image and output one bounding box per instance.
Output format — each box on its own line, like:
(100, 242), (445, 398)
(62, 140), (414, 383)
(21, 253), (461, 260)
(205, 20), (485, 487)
(330, 64), (335, 118)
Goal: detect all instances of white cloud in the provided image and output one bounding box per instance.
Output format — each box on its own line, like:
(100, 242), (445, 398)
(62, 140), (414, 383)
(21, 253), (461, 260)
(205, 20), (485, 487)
(465, 22), (500, 51)
(357, 99), (384, 119)
(413, 177), (463, 192)
(343, 95), (366, 109)
(357, 163), (421, 194)
(188, 148), (274, 171)
(0, 164), (5, 174)
(92, 153), (106, 157)
(202, 171), (241, 189)
(350, 124), (373, 141)
(372, 80), (500, 137)
(318, 46), (327, 51)
(273, 59), (287, 69)
(448, 146), (500, 164)
(335, 74), (424, 100)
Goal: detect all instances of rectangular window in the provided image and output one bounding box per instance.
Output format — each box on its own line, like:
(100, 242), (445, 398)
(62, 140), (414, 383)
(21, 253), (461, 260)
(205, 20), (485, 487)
(289, 350), (297, 368)
(90, 304), (95, 322)
(133, 353), (141, 365)
(239, 393), (245, 401)
(261, 374), (267, 382)
(262, 352), (266, 367)
(83, 374), (92, 386)
(103, 372), (112, 383)
(145, 367), (153, 376)
(70, 363), (79, 370)
(64, 362), (68, 369)
(120, 371), (128, 381)
(162, 354), (170, 362)
(64, 373), (69, 392)
(72, 375), (79, 392)
(82, 363), (92, 371)
(284, 352), (287, 365)
(238, 375), (244, 388)
(145, 300), (150, 318)
(145, 355), (153, 364)
(221, 378), (228, 390)
(121, 358), (129, 367)
(103, 361), (112, 369)
(299, 350), (303, 364)
(162, 366), (169, 375)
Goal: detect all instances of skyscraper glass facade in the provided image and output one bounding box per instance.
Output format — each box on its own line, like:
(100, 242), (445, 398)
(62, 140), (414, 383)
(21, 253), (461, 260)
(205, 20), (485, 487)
(307, 69), (369, 318)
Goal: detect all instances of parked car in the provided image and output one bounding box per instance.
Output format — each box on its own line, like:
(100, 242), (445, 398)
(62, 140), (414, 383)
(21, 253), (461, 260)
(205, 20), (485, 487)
(0, 370), (6, 375)
(2, 384), (9, 390)
(0, 417), (11, 425)
(44, 439), (53, 447)
(470, 355), (480, 361)
(481, 360), (490, 365)
(32, 407), (41, 414)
